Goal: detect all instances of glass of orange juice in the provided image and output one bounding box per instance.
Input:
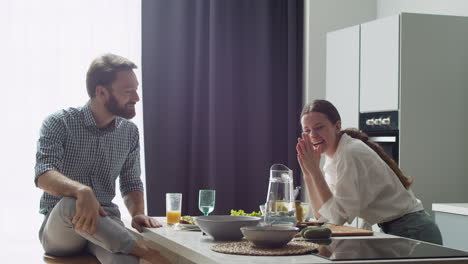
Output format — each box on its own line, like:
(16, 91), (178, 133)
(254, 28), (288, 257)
(166, 193), (182, 225)
(295, 201), (309, 223)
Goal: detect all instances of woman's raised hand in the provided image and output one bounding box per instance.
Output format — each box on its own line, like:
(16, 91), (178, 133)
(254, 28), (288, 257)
(296, 132), (321, 175)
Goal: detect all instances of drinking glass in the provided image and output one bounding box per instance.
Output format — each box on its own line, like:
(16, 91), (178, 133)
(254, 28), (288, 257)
(295, 201), (310, 222)
(198, 190), (216, 216)
(166, 193), (182, 225)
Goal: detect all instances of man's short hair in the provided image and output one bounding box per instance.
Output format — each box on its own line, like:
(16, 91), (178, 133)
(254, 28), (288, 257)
(86, 53), (137, 98)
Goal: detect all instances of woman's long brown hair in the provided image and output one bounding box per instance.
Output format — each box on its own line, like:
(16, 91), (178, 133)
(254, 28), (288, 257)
(301, 100), (414, 189)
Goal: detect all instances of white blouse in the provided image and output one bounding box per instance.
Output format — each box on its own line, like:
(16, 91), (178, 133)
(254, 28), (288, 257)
(318, 133), (423, 226)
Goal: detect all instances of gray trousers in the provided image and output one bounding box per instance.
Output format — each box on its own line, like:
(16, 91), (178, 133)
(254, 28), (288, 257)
(39, 197), (139, 264)
(379, 210), (443, 245)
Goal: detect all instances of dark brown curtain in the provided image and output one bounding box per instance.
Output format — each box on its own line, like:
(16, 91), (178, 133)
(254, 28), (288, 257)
(142, 0), (303, 216)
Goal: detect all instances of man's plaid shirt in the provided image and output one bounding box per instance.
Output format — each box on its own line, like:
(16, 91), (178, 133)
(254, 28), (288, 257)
(34, 102), (143, 214)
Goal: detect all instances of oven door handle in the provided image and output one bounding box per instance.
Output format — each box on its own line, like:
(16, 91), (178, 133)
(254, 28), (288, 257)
(369, 136), (396, 143)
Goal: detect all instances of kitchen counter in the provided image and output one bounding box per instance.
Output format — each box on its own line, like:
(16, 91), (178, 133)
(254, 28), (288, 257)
(432, 203), (468, 216)
(432, 203), (468, 252)
(123, 217), (468, 264)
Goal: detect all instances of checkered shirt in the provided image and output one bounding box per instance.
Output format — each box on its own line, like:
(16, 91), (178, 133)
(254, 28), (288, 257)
(34, 102), (143, 214)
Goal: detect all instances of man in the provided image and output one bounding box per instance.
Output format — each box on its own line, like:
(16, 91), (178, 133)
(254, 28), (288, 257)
(35, 53), (170, 264)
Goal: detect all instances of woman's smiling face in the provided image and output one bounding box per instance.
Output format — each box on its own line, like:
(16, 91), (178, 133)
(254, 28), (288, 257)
(301, 112), (341, 157)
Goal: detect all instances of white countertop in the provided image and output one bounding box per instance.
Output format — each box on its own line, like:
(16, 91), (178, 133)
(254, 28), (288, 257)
(123, 217), (468, 264)
(432, 203), (468, 216)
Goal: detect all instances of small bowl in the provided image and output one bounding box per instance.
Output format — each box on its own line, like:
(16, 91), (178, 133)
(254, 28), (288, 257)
(194, 215), (261, 241)
(241, 225), (299, 248)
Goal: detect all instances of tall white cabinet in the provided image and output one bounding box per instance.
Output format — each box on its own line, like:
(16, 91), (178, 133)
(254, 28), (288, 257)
(326, 13), (468, 225)
(326, 25), (360, 129)
(360, 15), (399, 112)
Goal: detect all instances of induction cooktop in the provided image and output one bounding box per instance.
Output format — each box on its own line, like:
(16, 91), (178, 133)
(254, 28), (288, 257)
(312, 237), (468, 261)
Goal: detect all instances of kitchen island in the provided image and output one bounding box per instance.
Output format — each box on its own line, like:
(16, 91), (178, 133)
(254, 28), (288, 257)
(123, 217), (468, 264)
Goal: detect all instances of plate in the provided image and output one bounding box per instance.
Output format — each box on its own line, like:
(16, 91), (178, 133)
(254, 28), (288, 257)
(174, 223), (201, 231)
(297, 221), (325, 226)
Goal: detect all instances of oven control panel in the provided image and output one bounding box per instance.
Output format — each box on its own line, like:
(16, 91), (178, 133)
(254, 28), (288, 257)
(359, 111), (398, 132)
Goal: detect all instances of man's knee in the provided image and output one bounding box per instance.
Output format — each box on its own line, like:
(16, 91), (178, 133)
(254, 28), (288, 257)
(56, 197), (77, 218)
(105, 234), (137, 254)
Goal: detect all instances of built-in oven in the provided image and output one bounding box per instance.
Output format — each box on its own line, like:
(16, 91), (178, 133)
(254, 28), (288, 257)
(359, 111), (399, 164)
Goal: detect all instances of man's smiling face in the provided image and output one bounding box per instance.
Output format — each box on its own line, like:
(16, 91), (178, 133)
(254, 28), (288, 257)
(104, 70), (140, 119)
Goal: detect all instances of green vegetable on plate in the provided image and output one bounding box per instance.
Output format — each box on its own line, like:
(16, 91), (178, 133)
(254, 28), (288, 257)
(230, 209), (262, 217)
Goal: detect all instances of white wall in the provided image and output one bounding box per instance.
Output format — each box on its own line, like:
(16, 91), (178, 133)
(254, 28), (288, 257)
(377, 0), (468, 18)
(304, 0), (376, 103)
(0, 0), (142, 256)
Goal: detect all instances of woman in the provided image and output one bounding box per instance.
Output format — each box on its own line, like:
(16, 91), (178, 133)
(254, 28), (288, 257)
(296, 99), (442, 245)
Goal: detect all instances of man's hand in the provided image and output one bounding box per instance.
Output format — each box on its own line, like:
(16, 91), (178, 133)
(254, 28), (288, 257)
(132, 215), (162, 233)
(72, 187), (107, 235)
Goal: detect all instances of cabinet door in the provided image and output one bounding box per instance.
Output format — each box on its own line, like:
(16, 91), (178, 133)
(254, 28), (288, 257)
(435, 211), (468, 251)
(326, 25), (360, 129)
(360, 15), (399, 112)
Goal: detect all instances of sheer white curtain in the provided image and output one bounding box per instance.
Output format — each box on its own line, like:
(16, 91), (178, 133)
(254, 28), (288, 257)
(0, 0), (143, 253)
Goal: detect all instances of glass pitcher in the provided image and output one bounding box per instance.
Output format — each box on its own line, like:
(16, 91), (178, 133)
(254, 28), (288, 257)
(264, 164), (296, 225)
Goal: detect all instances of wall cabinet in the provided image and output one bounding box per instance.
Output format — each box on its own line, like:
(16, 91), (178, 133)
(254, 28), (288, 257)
(326, 16), (400, 117)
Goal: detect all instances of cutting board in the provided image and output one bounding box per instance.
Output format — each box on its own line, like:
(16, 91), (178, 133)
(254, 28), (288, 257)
(324, 224), (374, 236)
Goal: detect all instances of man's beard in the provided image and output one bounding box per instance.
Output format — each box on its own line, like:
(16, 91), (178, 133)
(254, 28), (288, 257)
(105, 93), (136, 119)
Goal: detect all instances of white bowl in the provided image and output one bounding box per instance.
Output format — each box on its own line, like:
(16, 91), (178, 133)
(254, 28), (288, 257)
(194, 215), (261, 241)
(241, 225), (299, 248)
